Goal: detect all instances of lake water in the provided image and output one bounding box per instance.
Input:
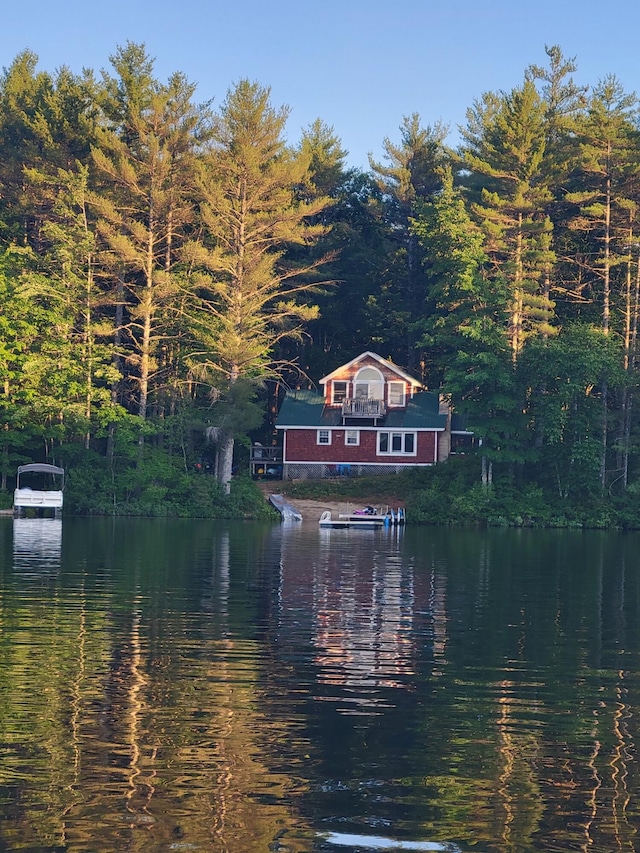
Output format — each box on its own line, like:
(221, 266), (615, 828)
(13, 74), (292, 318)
(1, 516), (640, 852)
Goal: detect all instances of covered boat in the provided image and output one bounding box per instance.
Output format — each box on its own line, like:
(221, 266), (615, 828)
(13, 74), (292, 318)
(13, 463), (65, 518)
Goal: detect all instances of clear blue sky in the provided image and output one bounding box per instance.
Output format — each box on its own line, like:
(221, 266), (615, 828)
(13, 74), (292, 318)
(3, 0), (639, 170)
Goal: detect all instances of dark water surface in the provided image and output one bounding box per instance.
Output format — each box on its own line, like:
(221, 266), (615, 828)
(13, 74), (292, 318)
(1, 517), (640, 852)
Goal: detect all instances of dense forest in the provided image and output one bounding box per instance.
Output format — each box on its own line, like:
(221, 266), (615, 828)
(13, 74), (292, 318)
(2, 42), (640, 524)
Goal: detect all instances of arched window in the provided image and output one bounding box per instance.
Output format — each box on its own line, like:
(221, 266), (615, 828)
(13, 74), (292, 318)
(354, 366), (384, 401)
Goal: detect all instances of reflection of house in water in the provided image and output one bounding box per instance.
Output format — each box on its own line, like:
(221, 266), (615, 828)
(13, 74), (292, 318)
(12, 518), (62, 572)
(275, 526), (448, 712)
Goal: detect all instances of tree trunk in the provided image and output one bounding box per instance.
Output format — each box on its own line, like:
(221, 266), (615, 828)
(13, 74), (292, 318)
(107, 273), (125, 467)
(218, 432), (234, 496)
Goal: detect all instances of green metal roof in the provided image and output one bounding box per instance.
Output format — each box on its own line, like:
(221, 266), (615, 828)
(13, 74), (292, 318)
(276, 390), (339, 427)
(276, 390), (447, 430)
(385, 392), (447, 429)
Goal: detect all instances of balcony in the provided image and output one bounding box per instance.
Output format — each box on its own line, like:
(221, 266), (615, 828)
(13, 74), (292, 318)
(341, 398), (386, 420)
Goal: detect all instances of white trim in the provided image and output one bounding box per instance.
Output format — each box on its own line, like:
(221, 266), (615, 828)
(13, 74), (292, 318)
(388, 381), (406, 407)
(377, 430), (418, 456)
(331, 380), (349, 404)
(344, 429), (360, 446)
(283, 460), (436, 468)
(317, 428), (331, 446)
(320, 351), (423, 389)
(276, 424), (445, 431)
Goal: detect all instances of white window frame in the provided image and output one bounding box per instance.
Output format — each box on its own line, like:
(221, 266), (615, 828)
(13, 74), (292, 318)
(344, 429), (360, 446)
(332, 381), (348, 404)
(317, 429), (331, 446)
(377, 431), (417, 456)
(354, 366), (384, 401)
(388, 381), (406, 407)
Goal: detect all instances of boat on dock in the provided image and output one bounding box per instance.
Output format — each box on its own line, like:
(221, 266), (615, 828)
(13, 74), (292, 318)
(319, 506), (406, 529)
(337, 506), (405, 525)
(319, 510), (383, 529)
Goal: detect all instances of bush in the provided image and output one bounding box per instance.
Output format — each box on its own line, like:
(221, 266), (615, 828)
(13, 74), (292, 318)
(62, 442), (276, 519)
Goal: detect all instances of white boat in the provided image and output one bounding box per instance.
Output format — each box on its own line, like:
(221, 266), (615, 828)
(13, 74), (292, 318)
(337, 506), (406, 526)
(319, 510), (383, 530)
(13, 463), (64, 518)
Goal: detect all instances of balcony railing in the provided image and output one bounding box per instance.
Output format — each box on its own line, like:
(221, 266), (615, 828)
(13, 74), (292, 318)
(250, 445), (282, 464)
(341, 398), (386, 419)
(250, 444), (283, 479)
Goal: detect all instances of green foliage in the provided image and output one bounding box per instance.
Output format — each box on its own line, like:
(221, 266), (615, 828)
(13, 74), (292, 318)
(459, 79), (556, 356)
(63, 441), (275, 518)
(518, 323), (624, 497)
(274, 456), (635, 529)
(4, 43), (640, 521)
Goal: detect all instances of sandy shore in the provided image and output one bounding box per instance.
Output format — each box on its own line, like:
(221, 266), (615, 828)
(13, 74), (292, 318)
(259, 485), (404, 523)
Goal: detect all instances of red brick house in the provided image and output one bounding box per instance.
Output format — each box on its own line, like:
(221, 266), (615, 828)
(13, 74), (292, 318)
(269, 351), (469, 481)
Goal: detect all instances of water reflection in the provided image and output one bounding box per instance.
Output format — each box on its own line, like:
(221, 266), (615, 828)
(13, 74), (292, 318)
(322, 831), (459, 850)
(277, 526), (446, 713)
(1, 520), (640, 851)
(12, 517), (62, 572)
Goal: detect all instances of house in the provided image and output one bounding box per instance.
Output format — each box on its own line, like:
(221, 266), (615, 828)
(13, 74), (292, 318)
(269, 351), (470, 481)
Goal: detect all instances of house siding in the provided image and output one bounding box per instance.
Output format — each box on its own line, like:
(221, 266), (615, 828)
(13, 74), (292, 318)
(283, 428), (437, 465)
(324, 354), (418, 406)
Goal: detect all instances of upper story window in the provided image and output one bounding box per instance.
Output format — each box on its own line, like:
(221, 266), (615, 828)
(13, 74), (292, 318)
(354, 366), (384, 401)
(388, 381), (406, 407)
(332, 381), (348, 404)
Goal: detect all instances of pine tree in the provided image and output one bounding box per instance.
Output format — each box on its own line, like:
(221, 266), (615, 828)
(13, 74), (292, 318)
(369, 114), (448, 372)
(411, 169), (518, 485)
(564, 76), (638, 335)
(90, 44), (205, 444)
(459, 79), (556, 359)
(187, 80), (332, 492)
(0, 51), (95, 246)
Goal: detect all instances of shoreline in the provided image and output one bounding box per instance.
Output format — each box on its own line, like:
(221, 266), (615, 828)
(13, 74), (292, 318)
(258, 483), (405, 524)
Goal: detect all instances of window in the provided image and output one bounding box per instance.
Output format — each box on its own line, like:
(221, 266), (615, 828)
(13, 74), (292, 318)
(354, 366), (384, 400)
(388, 381), (405, 407)
(377, 431), (417, 456)
(317, 429), (331, 445)
(345, 429), (360, 446)
(332, 381), (348, 404)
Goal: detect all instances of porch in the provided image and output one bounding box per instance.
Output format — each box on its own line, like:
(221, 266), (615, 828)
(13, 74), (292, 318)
(250, 444), (283, 479)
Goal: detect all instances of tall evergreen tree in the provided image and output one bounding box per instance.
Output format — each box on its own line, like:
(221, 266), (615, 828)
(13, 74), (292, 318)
(459, 79), (556, 359)
(369, 114), (448, 372)
(564, 76), (638, 335)
(90, 44), (205, 442)
(411, 169), (517, 485)
(0, 51), (96, 247)
(187, 80), (332, 492)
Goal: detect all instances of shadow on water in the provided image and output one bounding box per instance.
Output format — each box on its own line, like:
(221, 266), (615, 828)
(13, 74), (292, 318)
(1, 518), (640, 851)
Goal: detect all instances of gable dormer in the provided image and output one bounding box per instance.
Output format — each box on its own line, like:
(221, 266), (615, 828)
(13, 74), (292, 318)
(319, 352), (423, 423)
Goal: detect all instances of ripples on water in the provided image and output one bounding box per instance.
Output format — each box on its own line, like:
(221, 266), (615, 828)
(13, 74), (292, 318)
(1, 518), (640, 851)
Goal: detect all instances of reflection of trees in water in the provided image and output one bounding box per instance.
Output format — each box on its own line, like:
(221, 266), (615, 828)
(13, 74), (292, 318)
(0, 523), (313, 852)
(2, 523), (640, 850)
(443, 532), (640, 852)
